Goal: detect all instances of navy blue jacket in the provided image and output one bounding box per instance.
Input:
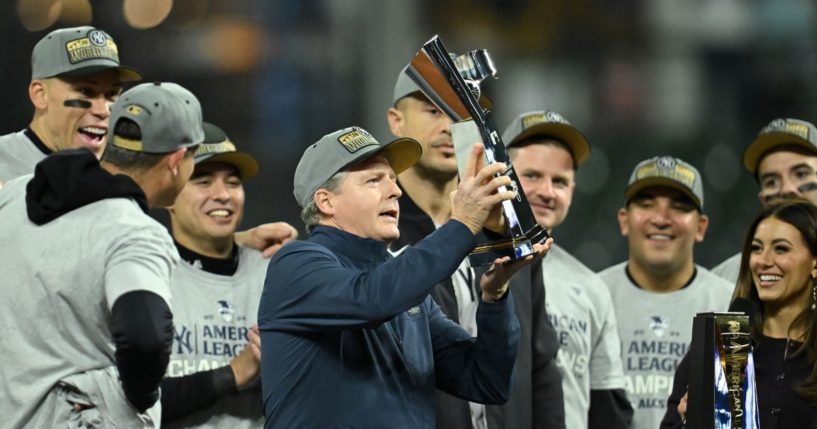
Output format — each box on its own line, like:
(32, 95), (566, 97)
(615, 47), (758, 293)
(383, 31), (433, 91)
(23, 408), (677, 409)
(258, 222), (521, 429)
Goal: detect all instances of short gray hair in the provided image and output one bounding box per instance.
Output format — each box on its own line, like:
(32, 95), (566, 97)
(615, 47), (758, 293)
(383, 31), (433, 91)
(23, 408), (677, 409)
(300, 171), (346, 232)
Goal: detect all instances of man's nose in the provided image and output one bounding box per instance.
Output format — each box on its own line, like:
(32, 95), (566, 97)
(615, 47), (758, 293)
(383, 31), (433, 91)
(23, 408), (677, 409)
(210, 179), (231, 201)
(89, 96), (110, 119)
(780, 177), (801, 197)
(387, 176), (401, 199)
(650, 204), (672, 226)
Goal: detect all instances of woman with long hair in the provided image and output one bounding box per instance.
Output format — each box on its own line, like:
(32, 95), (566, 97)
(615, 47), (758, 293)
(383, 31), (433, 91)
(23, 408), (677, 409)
(662, 200), (817, 427)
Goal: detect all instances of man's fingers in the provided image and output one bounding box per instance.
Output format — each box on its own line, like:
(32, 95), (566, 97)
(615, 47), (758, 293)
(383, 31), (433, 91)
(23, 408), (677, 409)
(248, 327), (261, 347)
(264, 223), (298, 241)
(472, 162), (507, 185)
(484, 175), (512, 192)
(484, 190), (517, 206)
(262, 244), (284, 258)
(464, 144), (484, 179)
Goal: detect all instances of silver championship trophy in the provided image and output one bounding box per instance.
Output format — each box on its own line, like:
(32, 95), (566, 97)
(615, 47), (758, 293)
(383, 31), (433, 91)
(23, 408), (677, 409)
(404, 35), (549, 266)
(686, 313), (760, 428)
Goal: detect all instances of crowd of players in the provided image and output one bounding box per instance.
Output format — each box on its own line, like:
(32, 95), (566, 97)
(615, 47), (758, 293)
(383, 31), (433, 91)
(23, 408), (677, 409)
(0, 25), (815, 429)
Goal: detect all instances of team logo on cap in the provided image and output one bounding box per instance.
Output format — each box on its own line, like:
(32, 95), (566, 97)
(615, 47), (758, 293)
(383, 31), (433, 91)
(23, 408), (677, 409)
(337, 127), (378, 153)
(655, 156), (676, 170)
(761, 118), (810, 141)
(636, 156), (697, 190)
(521, 111), (569, 130)
(126, 105), (144, 115)
(88, 30), (107, 46)
(65, 32), (120, 65)
(196, 140), (237, 157)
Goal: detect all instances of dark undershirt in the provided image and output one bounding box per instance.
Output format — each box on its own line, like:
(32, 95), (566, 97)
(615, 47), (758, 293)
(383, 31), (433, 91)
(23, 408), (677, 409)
(24, 127), (53, 155)
(174, 240), (239, 275)
(625, 264), (697, 291)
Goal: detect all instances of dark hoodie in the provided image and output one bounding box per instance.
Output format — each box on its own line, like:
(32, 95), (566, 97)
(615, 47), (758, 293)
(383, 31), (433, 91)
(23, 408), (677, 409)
(24, 149), (172, 413)
(26, 149), (147, 225)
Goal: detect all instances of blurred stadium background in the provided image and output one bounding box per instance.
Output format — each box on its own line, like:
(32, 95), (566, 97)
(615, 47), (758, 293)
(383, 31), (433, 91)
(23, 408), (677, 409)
(3, 0), (817, 271)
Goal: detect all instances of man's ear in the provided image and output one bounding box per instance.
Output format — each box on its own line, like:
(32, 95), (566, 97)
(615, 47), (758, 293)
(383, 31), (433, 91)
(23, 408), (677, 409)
(387, 106), (404, 137)
(166, 148), (187, 177)
(314, 189), (335, 216)
(617, 207), (630, 236)
(29, 80), (47, 110)
(695, 213), (710, 242)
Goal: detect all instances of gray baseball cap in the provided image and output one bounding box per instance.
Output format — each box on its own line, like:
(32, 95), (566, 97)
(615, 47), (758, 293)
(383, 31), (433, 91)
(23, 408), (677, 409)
(625, 156), (705, 210)
(743, 118), (817, 175)
(194, 122), (260, 180)
(392, 65), (492, 109)
(293, 126), (422, 207)
(502, 110), (591, 167)
(31, 26), (141, 81)
(109, 82), (204, 154)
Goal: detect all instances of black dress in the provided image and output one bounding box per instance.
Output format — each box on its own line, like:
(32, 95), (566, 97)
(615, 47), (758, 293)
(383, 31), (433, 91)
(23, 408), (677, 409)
(661, 336), (817, 429)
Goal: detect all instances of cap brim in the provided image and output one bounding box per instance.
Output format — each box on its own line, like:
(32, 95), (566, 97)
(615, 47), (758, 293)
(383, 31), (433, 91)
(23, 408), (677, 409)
(625, 178), (702, 210)
(743, 132), (817, 174)
(196, 152), (260, 180)
(58, 65), (142, 82)
(380, 137), (422, 174)
(508, 123), (591, 166)
(396, 90), (493, 111)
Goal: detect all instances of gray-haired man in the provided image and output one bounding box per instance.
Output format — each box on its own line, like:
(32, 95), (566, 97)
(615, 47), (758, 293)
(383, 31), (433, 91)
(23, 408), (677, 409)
(258, 126), (551, 428)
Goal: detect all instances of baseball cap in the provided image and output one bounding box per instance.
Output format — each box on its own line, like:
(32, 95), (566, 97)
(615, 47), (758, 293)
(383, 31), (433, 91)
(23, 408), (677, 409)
(392, 66), (492, 109)
(293, 126), (421, 207)
(625, 156), (704, 210)
(109, 82), (204, 154)
(743, 118), (817, 175)
(502, 110), (591, 167)
(194, 122), (260, 180)
(31, 26), (141, 81)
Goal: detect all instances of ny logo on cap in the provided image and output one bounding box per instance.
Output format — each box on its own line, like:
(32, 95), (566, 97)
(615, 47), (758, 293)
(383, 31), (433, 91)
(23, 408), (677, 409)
(655, 156), (676, 170)
(88, 30), (107, 46)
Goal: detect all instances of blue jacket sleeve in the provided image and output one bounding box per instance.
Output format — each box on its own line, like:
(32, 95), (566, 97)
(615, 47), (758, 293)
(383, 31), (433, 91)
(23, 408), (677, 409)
(430, 292), (521, 404)
(259, 221), (476, 332)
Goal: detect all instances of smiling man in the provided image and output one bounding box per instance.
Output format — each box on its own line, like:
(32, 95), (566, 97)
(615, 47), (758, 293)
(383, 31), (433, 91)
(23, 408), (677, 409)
(503, 110), (631, 429)
(161, 122), (286, 428)
(712, 118), (817, 283)
(0, 26), (140, 183)
(258, 126), (551, 429)
(597, 156), (733, 429)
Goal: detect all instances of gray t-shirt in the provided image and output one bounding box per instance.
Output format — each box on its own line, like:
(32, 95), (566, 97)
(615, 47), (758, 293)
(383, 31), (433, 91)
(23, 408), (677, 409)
(711, 252), (741, 285)
(598, 262), (733, 429)
(0, 175), (177, 428)
(0, 130), (47, 183)
(541, 244), (626, 429)
(166, 245), (268, 429)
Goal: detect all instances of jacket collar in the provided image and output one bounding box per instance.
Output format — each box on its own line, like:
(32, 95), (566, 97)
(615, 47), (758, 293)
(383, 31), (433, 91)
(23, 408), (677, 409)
(309, 225), (390, 265)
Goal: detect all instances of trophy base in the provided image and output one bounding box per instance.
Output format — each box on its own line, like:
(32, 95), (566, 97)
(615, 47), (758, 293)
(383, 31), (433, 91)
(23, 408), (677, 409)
(468, 224), (549, 266)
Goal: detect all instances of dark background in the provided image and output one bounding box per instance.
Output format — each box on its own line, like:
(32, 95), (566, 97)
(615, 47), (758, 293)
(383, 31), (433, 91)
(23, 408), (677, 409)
(4, 0), (817, 270)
